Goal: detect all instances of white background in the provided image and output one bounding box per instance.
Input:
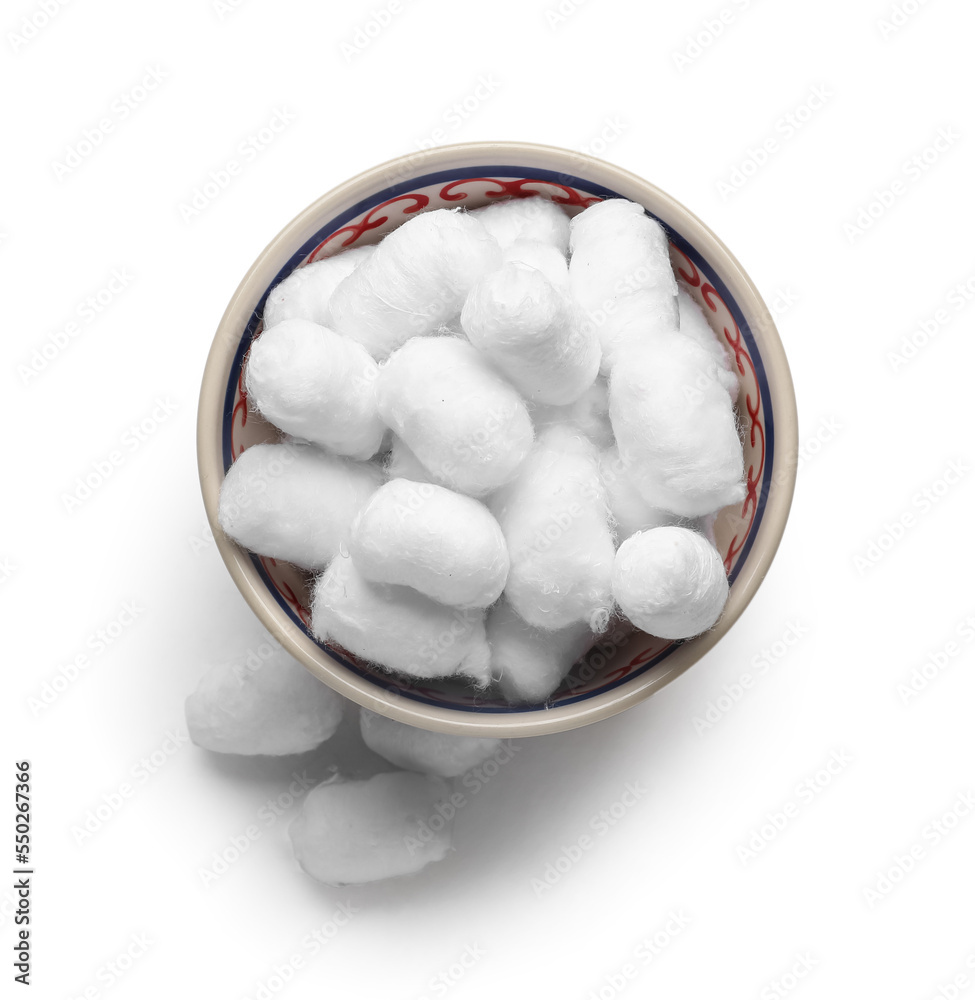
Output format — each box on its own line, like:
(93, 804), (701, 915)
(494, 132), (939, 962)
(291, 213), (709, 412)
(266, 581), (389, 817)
(5, 0), (975, 997)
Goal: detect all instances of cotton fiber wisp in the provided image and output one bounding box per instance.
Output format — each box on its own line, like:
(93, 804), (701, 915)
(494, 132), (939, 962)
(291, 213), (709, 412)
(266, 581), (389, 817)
(349, 478), (509, 609)
(185, 639), (343, 756)
(461, 261), (600, 406)
(327, 209), (502, 359)
(490, 426), (615, 632)
(311, 551), (491, 685)
(245, 318), (385, 460)
(473, 195), (570, 252)
(262, 246), (374, 330)
(600, 445), (678, 541)
(612, 526), (729, 640)
(218, 442), (382, 570)
(289, 772), (453, 885)
(569, 198), (679, 373)
(359, 709), (502, 778)
(375, 336), (534, 497)
(486, 600), (593, 704)
(384, 435), (436, 485)
(609, 336), (745, 518)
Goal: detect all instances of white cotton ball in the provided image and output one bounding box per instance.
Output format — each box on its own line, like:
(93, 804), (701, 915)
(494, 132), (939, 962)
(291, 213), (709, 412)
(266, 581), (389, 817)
(532, 377), (614, 450)
(609, 338), (745, 518)
(487, 600), (593, 704)
(185, 639), (343, 756)
(290, 772), (452, 885)
(327, 209), (502, 359)
(263, 246), (374, 329)
(600, 445), (679, 541)
(359, 709), (502, 778)
(244, 319), (384, 461)
(569, 198), (679, 373)
(376, 336), (534, 497)
(678, 287), (739, 402)
(490, 425), (615, 632)
(218, 442), (383, 571)
(612, 526), (729, 640)
(503, 238), (569, 289)
(385, 435), (436, 484)
(349, 478), (509, 609)
(461, 262), (600, 407)
(311, 551), (490, 685)
(472, 196), (570, 252)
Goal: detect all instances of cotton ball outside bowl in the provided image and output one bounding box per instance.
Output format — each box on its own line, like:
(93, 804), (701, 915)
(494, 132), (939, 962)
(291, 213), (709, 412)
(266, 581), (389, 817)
(198, 141), (798, 738)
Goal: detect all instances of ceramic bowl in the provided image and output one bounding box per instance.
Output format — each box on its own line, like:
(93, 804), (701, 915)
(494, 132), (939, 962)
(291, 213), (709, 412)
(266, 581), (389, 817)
(197, 140), (797, 737)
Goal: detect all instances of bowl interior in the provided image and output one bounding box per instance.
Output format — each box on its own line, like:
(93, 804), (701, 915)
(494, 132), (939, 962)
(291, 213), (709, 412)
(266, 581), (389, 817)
(214, 161), (778, 719)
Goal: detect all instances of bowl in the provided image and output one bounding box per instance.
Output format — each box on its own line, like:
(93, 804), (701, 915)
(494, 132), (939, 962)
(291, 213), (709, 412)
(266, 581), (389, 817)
(197, 140), (797, 738)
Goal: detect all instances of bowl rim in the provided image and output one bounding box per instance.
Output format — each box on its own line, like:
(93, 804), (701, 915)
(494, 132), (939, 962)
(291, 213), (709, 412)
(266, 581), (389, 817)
(197, 140), (798, 738)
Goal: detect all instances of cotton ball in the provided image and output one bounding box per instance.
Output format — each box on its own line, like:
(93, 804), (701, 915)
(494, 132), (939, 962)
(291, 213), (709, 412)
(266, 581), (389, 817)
(359, 709), (502, 778)
(472, 196), (570, 252)
(503, 238), (569, 289)
(290, 772), (452, 885)
(487, 600), (593, 704)
(376, 336), (534, 497)
(185, 639), (343, 755)
(385, 435), (436, 484)
(461, 262), (600, 407)
(349, 479), (508, 609)
(533, 377), (614, 450)
(327, 209), (501, 360)
(600, 445), (679, 541)
(311, 551), (490, 685)
(569, 198), (678, 373)
(263, 246), (373, 329)
(609, 338), (745, 518)
(612, 526), (729, 640)
(244, 319), (384, 460)
(218, 442), (383, 570)
(678, 287), (739, 401)
(490, 425), (615, 632)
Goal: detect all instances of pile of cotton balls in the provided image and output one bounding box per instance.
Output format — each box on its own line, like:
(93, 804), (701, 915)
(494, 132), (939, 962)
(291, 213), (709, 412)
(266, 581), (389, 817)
(218, 196), (745, 704)
(194, 195), (747, 886)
